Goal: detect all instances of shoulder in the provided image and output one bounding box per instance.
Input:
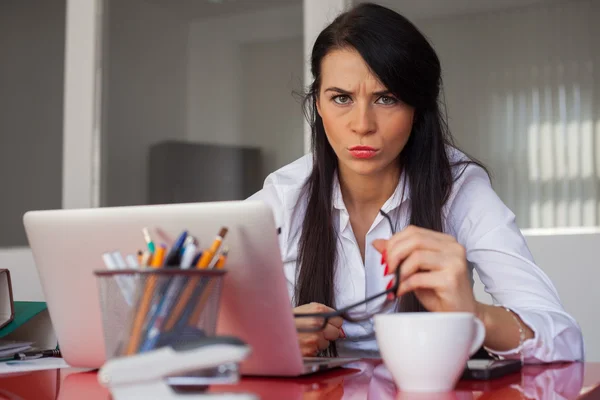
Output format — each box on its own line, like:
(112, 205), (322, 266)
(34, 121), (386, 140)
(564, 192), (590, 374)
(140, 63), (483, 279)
(246, 153), (312, 211)
(246, 154), (313, 256)
(444, 147), (514, 245)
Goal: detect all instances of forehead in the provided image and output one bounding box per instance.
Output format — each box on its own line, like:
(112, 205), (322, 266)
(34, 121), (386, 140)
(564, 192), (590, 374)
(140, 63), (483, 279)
(320, 48), (386, 91)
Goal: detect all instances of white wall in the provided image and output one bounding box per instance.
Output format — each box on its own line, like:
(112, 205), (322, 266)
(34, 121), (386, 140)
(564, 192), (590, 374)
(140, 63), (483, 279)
(240, 38), (304, 175)
(417, 0), (600, 361)
(473, 230), (600, 362)
(416, 0), (600, 230)
(0, 0), (66, 301)
(186, 4), (304, 175)
(102, 0), (189, 207)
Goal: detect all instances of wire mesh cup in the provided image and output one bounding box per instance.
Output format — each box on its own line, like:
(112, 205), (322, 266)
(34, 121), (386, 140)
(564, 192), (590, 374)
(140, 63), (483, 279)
(94, 268), (227, 360)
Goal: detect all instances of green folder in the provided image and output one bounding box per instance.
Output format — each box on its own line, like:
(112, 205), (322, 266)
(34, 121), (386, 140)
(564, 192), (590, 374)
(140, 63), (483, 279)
(0, 301), (47, 338)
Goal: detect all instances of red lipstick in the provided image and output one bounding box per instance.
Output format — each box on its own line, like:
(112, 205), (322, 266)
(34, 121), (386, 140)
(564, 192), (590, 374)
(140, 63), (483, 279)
(348, 145), (378, 159)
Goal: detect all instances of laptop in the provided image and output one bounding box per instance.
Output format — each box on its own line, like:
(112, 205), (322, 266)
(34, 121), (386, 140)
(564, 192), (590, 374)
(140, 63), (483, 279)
(23, 201), (357, 376)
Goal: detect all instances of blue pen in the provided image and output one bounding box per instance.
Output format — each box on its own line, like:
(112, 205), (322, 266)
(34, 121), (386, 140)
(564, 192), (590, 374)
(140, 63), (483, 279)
(164, 230), (188, 267)
(140, 243), (198, 352)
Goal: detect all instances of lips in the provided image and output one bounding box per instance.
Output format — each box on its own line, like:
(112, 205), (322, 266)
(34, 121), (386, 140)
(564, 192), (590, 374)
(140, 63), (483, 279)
(348, 145), (378, 159)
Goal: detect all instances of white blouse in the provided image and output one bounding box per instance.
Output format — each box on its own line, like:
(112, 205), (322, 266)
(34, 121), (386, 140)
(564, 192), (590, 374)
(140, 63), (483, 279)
(247, 150), (584, 362)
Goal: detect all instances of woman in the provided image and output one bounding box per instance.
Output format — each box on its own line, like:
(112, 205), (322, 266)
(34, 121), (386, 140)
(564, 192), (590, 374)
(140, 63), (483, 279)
(248, 2), (583, 362)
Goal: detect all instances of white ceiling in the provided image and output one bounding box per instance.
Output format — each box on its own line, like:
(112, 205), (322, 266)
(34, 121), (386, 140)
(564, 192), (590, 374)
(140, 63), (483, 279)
(144, 0), (569, 21)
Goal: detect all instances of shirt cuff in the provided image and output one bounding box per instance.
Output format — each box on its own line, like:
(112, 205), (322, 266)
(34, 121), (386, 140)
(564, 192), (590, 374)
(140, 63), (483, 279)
(482, 306), (540, 360)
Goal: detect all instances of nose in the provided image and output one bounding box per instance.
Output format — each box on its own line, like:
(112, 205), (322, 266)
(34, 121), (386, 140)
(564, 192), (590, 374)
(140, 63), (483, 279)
(349, 102), (376, 136)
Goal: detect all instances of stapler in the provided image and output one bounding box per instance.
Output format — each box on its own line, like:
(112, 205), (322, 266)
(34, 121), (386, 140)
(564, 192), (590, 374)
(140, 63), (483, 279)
(98, 336), (257, 400)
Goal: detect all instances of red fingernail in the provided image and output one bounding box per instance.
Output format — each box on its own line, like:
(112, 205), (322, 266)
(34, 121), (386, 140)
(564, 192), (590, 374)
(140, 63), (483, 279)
(386, 280), (393, 290)
(387, 293), (395, 301)
(340, 328), (346, 338)
(383, 263), (389, 276)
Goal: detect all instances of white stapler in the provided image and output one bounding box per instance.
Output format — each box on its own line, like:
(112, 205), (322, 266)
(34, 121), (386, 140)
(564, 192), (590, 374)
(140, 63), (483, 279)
(98, 336), (257, 400)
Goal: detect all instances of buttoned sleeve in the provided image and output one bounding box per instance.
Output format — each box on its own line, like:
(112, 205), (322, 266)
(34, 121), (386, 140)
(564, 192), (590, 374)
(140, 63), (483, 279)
(446, 163), (584, 363)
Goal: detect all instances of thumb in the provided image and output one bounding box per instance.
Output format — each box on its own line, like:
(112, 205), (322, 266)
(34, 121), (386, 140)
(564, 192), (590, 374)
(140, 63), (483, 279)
(371, 239), (388, 253)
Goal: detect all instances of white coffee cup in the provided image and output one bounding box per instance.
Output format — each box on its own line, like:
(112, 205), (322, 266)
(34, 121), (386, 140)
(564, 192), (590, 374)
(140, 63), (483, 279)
(374, 312), (486, 393)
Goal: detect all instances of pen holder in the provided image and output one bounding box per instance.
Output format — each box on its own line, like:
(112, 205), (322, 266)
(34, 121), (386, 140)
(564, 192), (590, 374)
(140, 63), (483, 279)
(94, 268), (226, 359)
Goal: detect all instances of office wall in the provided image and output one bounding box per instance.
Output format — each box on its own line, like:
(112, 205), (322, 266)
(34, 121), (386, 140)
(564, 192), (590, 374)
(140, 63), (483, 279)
(240, 38), (304, 176)
(420, 0), (600, 361)
(416, 0), (599, 230)
(0, 1), (65, 247)
(186, 4), (304, 176)
(102, 0), (189, 207)
(0, 1), (65, 301)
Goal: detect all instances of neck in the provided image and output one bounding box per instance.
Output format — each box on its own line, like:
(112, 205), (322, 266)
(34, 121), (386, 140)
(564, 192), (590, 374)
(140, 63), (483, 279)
(338, 162), (400, 211)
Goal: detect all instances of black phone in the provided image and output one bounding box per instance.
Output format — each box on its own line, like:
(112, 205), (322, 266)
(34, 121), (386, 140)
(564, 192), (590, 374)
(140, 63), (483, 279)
(462, 359), (522, 380)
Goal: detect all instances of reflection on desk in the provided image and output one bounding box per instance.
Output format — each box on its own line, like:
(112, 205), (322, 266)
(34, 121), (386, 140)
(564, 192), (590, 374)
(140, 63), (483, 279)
(0, 359), (597, 400)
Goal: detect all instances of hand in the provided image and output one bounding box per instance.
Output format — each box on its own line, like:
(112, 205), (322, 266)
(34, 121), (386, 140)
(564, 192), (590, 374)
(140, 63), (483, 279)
(372, 225), (479, 315)
(293, 302), (345, 357)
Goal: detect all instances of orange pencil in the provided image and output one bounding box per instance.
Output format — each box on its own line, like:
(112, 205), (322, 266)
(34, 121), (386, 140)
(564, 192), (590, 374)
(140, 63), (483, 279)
(163, 228), (228, 331)
(188, 248), (229, 325)
(124, 244), (165, 355)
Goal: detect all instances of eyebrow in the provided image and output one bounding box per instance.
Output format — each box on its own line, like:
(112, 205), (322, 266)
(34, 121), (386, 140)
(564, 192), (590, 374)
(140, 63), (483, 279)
(324, 87), (392, 96)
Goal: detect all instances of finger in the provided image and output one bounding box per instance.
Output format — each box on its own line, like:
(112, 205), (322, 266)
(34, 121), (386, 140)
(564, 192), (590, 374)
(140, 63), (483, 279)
(397, 250), (446, 281)
(301, 342), (319, 357)
(323, 323), (342, 341)
(298, 333), (320, 355)
(327, 315), (343, 328)
(397, 271), (447, 296)
(294, 302), (336, 314)
(371, 239), (388, 254)
(317, 335), (330, 351)
(385, 231), (448, 275)
(294, 315), (326, 331)
(394, 225), (455, 243)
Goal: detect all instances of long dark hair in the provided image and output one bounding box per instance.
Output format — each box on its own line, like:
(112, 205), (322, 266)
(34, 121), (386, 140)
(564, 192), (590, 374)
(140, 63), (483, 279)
(295, 3), (483, 355)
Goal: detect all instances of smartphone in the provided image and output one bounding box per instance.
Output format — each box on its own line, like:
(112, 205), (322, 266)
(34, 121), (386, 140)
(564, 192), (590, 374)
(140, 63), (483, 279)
(462, 359), (522, 380)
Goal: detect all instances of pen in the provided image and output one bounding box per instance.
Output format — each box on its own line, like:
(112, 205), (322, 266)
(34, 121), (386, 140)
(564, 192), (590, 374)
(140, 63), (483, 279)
(164, 227), (228, 331)
(124, 244), (166, 355)
(180, 242), (198, 269)
(164, 230), (188, 266)
(140, 251), (152, 267)
(142, 228), (156, 254)
(125, 254), (139, 268)
(14, 349), (61, 361)
(102, 252), (134, 305)
(188, 247), (229, 325)
(140, 242), (198, 352)
(180, 236), (196, 256)
(111, 251), (127, 268)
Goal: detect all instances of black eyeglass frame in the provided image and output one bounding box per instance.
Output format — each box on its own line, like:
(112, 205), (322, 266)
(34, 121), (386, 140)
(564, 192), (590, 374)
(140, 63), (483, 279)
(293, 210), (400, 333)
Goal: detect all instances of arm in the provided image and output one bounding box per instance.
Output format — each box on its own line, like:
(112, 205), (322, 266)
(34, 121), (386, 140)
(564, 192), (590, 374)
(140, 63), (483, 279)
(449, 165), (583, 362)
(373, 164), (583, 363)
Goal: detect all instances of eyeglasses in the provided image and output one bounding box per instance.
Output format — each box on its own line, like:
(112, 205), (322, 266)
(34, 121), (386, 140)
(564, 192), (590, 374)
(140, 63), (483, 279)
(293, 210), (400, 334)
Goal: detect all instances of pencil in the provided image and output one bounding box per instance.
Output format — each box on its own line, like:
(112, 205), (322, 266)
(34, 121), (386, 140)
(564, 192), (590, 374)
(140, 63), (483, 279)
(163, 228), (228, 331)
(188, 247), (229, 325)
(124, 244), (165, 355)
(195, 228), (228, 268)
